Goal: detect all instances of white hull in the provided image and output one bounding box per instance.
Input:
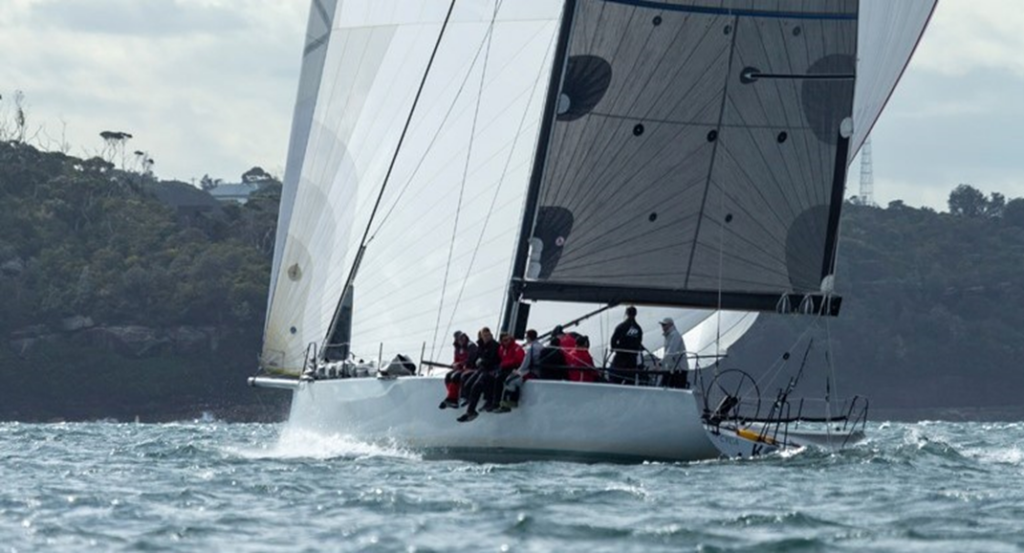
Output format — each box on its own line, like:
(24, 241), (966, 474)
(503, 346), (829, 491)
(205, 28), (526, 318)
(284, 376), (721, 463)
(704, 422), (866, 459)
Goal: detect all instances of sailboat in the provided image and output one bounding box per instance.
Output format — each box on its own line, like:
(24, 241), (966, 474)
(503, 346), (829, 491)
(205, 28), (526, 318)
(250, 0), (937, 462)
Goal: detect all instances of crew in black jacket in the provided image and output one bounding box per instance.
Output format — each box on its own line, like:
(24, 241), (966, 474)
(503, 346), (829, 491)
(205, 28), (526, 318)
(609, 306), (643, 384)
(457, 327), (501, 422)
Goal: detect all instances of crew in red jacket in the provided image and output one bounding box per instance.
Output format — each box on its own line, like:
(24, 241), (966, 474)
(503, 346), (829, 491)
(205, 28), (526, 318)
(551, 326), (577, 380)
(492, 332), (525, 408)
(568, 335), (598, 382)
(439, 331), (477, 410)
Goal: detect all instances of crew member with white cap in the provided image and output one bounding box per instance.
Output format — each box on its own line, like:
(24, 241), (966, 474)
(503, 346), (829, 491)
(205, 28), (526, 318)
(658, 317), (688, 388)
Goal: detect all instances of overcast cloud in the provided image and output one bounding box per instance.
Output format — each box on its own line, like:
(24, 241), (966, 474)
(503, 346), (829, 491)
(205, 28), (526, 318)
(1, 0), (1021, 209)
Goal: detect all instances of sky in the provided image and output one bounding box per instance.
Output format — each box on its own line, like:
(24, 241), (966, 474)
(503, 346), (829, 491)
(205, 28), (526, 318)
(0, 0), (1021, 211)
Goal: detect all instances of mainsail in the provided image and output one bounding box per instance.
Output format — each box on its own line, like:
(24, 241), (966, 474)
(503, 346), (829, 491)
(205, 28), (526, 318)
(515, 0), (860, 318)
(509, 0), (936, 324)
(263, 0), (936, 372)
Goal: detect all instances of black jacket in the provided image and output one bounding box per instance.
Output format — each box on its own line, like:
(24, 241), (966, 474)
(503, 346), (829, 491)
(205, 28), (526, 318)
(611, 318), (643, 354)
(539, 345), (566, 380)
(476, 339), (500, 371)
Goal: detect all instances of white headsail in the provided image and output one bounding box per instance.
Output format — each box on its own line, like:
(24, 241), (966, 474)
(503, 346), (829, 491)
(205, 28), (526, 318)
(850, 0), (938, 160)
(263, 1), (563, 371)
(682, 310), (759, 370)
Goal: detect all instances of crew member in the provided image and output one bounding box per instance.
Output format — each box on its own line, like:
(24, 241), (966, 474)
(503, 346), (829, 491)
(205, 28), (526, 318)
(457, 327), (500, 423)
(439, 331), (477, 409)
(609, 306), (643, 384)
(568, 335), (598, 382)
(658, 317), (688, 388)
(499, 329), (542, 412)
(493, 332), (524, 407)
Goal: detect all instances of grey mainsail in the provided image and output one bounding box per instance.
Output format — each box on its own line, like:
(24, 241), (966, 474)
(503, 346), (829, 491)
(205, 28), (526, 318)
(513, 0), (859, 320)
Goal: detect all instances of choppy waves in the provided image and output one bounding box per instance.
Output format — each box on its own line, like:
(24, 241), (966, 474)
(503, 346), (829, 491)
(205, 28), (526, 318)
(1, 421), (1023, 552)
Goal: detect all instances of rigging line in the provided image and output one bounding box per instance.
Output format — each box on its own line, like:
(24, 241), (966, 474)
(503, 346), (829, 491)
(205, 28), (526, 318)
(430, 0), (500, 362)
(767, 20), (815, 213)
(560, 9), (723, 213)
(715, 147), (725, 371)
(547, 4), (641, 209)
(560, 66), (725, 230)
(540, 0), (608, 210)
(684, 14), (740, 290)
(761, 19), (816, 210)
(715, 132), (797, 230)
(500, 0), (578, 334)
(298, 23), (445, 283)
(369, 1), (514, 240)
(824, 315), (838, 426)
(734, 22), (805, 222)
(301, 3), (437, 228)
(322, 0), (459, 353)
(746, 319), (820, 403)
(560, 17), (723, 214)
(445, 27), (553, 343)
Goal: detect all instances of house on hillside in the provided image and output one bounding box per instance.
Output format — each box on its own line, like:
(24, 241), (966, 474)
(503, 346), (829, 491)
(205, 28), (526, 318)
(208, 182), (260, 204)
(144, 181), (223, 221)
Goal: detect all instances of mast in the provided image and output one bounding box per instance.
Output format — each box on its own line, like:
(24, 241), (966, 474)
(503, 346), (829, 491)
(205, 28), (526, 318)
(501, 0), (578, 338)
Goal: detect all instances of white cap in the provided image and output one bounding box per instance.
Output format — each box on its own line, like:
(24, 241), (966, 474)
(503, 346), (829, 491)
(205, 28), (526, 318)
(659, 317), (674, 326)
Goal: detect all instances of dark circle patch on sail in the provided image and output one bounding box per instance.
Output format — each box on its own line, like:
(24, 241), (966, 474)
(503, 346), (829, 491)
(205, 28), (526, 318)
(556, 55), (613, 122)
(785, 205), (830, 292)
(532, 206), (575, 279)
(802, 54), (856, 145)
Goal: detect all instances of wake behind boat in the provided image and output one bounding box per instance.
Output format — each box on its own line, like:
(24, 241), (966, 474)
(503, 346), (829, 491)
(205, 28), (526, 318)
(250, 0), (936, 462)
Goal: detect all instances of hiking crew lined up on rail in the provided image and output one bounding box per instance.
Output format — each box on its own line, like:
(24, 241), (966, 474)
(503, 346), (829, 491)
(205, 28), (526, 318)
(439, 307), (689, 423)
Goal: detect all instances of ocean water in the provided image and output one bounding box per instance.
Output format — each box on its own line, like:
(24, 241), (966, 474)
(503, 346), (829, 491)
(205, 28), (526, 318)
(1, 421), (1022, 552)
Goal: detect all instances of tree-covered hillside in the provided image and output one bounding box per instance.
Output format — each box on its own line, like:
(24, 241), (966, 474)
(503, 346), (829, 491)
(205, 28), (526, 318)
(729, 188), (1024, 420)
(3, 137), (1023, 421)
(0, 141), (287, 421)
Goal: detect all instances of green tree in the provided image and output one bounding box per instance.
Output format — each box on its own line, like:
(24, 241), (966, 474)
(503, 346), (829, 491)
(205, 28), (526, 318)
(948, 184), (986, 217)
(1004, 198), (1024, 228)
